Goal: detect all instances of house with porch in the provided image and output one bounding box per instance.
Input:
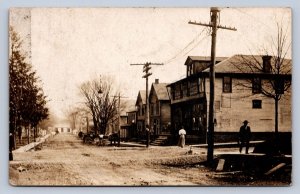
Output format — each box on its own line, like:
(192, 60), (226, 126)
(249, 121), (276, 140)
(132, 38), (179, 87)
(168, 55), (291, 144)
(168, 56), (227, 144)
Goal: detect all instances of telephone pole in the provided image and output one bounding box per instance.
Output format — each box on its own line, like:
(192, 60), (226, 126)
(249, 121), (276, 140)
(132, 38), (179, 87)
(110, 92), (128, 147)
(189, 7), (236, 165)
(130, 62), (163, 147)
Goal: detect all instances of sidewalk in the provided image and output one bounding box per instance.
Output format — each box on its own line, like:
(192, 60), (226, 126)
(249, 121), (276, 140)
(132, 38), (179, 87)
(190, 140), (265, 148)
(12, 134), (51, 153)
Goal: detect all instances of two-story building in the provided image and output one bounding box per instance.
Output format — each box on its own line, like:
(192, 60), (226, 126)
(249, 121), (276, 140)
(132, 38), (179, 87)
(149, 79), (171, 139)
(203, 54), (291, 141)
(168, 55), (291, 144)
(168, 56), (226, 144)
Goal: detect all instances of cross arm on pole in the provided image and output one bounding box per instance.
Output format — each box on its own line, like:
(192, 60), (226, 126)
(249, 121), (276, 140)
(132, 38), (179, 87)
(188, 21), (237, 31)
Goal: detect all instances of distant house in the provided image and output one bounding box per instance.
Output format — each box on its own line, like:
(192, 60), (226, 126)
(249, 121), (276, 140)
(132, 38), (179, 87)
(119, 100), (136, 140)
(168, 55), (291, 143)
(149, 79), (171, 138)
(135, 90), (146, 138)
(126, 109), (137, 139)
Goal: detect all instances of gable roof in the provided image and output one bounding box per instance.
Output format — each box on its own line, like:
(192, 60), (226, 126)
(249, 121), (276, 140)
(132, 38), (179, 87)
(203, 55), (292, 74)
(135, 90), (146, 106)
(150, 83), (170, 101)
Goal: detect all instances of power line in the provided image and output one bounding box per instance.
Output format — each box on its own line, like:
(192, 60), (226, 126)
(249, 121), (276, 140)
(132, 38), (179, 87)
(182, 35), (209, 57)
(231, 8), (273, 30)
(163, 27), (207, 65)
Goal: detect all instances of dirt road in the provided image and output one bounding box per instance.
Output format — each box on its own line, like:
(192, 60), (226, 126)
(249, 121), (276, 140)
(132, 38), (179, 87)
(9, 133), (213, 186)
(9, 133), (289, 186)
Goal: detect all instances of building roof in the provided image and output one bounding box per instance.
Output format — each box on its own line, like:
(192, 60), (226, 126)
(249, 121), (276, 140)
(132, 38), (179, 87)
(184, 56), (227, 66)
(203, 55), (292, 74)
(151, 83), (170, 101)
(139, 90), (147, 104)
(120, 99), (136, 116)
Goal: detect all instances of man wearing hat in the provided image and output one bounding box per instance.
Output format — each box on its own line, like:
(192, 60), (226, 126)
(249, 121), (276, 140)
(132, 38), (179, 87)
(238, 120), (251, 154)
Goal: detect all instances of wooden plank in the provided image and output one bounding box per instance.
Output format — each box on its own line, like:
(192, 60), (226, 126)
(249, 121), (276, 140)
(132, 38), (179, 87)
(264, 163), (286, 175)
(216, 159), (225, 171)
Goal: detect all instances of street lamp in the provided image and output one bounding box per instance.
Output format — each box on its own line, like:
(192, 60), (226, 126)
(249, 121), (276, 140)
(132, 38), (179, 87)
(98, 82), (103, 135)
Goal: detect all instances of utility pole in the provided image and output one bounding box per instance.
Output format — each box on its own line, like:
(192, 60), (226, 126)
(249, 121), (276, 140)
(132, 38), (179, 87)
(118, 93), (121, 147)
(189, 7), (236, 166)
(130, 62), (163, 147)
(110, 92), (127, 147)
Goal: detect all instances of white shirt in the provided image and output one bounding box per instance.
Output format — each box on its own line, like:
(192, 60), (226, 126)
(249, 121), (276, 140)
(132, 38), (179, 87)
(179, 129), (186, 136)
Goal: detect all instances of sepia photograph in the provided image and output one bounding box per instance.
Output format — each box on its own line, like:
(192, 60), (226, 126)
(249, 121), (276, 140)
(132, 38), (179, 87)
(8, 7), (292, 186)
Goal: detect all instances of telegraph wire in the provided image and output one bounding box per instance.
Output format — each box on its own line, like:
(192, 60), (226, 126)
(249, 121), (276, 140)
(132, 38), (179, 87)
(163, 27), (208, 65)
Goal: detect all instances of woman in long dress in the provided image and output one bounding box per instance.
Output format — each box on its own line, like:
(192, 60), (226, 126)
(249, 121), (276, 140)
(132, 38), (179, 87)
(178, 127), (186, 148)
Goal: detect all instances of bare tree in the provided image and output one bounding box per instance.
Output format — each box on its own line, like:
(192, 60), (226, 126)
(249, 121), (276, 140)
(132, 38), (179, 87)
(232, 23), (291, 141)
(64, 106), (85, 130)
(80, 76), (119, 134)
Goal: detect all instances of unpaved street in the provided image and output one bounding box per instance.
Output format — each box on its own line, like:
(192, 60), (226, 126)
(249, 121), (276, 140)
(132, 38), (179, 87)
(9, 133), (217, 186)
(9, 133), (289, 186)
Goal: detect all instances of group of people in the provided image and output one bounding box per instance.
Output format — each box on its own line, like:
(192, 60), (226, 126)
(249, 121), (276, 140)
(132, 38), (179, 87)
(176, 120), (252, 154)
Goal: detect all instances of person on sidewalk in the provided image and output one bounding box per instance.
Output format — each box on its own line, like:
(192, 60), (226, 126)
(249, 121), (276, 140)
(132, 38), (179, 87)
(238, 120), (251, 154)
(145, 125), (150, 147)
(178, 127), (186, 148)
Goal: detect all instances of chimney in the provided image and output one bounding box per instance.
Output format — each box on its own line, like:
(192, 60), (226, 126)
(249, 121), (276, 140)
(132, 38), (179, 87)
(262, 55), (272, 73)
(155, 79), (159, 84)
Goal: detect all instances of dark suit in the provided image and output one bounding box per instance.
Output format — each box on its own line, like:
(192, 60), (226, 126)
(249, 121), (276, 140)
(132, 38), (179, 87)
(239, 125), (251, 154)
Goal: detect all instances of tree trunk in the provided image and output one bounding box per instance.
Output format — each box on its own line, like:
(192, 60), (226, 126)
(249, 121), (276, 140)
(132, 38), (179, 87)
(34, 126), (36, 142)
(18, 126), (22, 144)
(274, 96), (279, 152)
(275, 96), (279, 135)
(27, 125), (30, 144)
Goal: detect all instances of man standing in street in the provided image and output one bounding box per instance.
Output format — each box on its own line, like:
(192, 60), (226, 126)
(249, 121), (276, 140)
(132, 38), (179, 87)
(239, 120), (251, 154)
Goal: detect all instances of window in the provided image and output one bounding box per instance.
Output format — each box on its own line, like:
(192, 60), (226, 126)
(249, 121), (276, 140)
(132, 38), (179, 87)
(175, 84), (182, 100)
(252, 100), (262, 109)
(223, 76), (232, 93)
(252, 77), (262, 93)
(198, 78), (204, 92)
(181, 82), (187, 97)
(189, 79), (199, 96)
(188, 64), (194, 76)
(171, 86), (175, 100)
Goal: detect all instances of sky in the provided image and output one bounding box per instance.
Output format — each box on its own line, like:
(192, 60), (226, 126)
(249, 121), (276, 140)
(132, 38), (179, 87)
(9, 7), (291, 120)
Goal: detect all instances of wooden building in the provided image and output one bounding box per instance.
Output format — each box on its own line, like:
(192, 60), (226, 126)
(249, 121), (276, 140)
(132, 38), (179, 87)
(168, 56), (226, 144)
(149, 79), (171, 138)
(168, 55), (291, 144)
